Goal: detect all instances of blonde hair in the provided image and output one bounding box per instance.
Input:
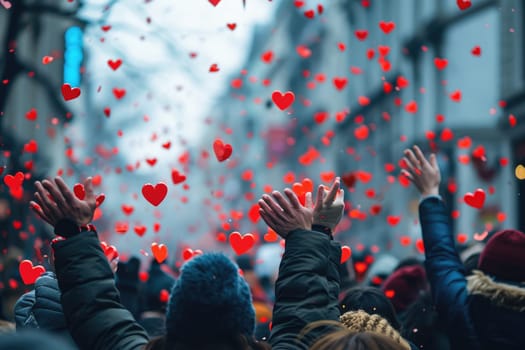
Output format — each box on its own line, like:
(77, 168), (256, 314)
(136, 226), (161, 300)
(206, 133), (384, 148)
(340, 311), (410, 350)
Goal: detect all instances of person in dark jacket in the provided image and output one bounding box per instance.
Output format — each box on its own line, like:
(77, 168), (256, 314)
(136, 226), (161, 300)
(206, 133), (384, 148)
(258, 178), (345, 349)
(0, 329), (77, 350)
(30, 176), (270, 350)
(402, 145), (525, 350)
(14, 271), (77, 347)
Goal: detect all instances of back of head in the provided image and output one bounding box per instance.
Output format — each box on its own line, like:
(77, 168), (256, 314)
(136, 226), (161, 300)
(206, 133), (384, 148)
(381, 265), (427, 313)
(310, 330), (408, 350)
(478, 229), (525, 282)
(340, 286), (400, 330)
(340, 311), (410, 350)
(165, 253), (255, 346)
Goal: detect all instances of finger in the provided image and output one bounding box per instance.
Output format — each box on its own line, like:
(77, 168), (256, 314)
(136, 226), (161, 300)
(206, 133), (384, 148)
(401, 169), (415, 182)
(30, 201), (53, 225)
(403, 157), (421, 176)
(35, 182), (59, 215)
(261, 195), (287, 220)
(413, 145), (430, 168)
(314, 185), (324, 209)
(258, 198), (275, 215)
(404, 149), (420, 170)
(271, 191), (294, 215)
(34, 192), (58, 223)
(259, 210), (280, 233)
(324, 178), (341, 204)
(42, 179), (67, 208)
(429, 153), (439, 170)
(305, 192), (313, 208)
(55, 177), (77, 206)
(284, 188), (302, 209)
(83, 177), (95, 201)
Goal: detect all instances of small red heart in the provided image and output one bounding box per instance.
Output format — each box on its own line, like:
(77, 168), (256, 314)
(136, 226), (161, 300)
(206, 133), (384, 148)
(61, 84), (81, 101)
(101, 25), (112, 31)
(456, 0), (472, 10)
(405, 100), (418, 114)
(354, 125), (369, 140)
(271, 90), (295, 110)
(100, 241), (119, 260)
(369, 204), (382, 215)
(112, 88), (126, 100)
(73, 183), (85, 200)
(95, 194), (105, 207)
(340, 246), (352, 264)
(23, 140), (38, 153)
(304, 9), (315, 18)
(457, 233), (468, 244)
(159, 289), (170, 303)
(387, 215), (401, 226)
(434, 57), (448, 70)
(296, 45), (311, 58)
(146, 158), (157, 166)
(208, 0), (220, 6)
(354, 29), (368, 41)
(182, 248), (202, 261)
(42, 56), (54, 65)
(151, 242), (168, 263)
(142, 182), (168, 206)
(333, 77), (348, 91)
(415, 239), (425, 254)
(107, 59), (122, 71)
(263, 229), (278, 242)
(121, 205), (134, 215)
(471, 45), (481, 56)
(115, 222), (129, 234)
(457, 136), (472, 149)
(474, 231), (489, 241)
(294, 0), (304, 7)
(440, 128), (454, 142)
(209, 63), (220, 72)
(103, 107), (111, 117)
(399, 236), (411, 246)
(464, 189), (485, 209)
(450, 90), (462, 102)
(171, 169), (186, 184)
(19, 260), (45, 285)
(378, 21), (395, 34)
(227, 23), (236, 30)
(25, 108), (37, 121)
(229, 232), (255, 255)
(134, 225), (147, 237)
(213, 139), (233, 162)
(341, 172), (357, 188)
(261, 50), (274, 64)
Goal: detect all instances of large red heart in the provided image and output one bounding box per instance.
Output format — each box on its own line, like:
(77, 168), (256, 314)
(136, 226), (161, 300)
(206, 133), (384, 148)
(340, 245), (352, 264)
(151, 242), (168, 263)
(464, 189), (485, 209)
(19, 260), (45, 285)
(213, 139), (233, 162)
(271, 90), (295, 110)
(61, 83), (81, 101)
(229, 232), (255, 255)
(142, 182), (168, 206)
(4, 172), (24, 188)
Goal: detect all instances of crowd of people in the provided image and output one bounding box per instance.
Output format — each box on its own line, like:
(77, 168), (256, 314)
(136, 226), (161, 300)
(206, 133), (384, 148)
(0, 145), (524, 349)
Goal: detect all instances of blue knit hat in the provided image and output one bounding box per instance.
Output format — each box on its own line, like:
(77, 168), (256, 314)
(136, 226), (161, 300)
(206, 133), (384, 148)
(166, 253), (255, 342)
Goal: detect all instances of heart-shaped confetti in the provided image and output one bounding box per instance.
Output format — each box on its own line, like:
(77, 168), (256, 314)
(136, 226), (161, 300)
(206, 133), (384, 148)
(61, 84), (81, 101)
(19, 260), (45, 285)
(457, 0), (472, 10)
(142, 182), (168, 206)
(208, 0), (220, 6)
(108, 59), (122, 71)
(333, 77), (348, 91)
(229, 232), (255, 255)
(464, 189), (486, 209)
(25, 108), (37, 121)
(378, 21), (395, 34)
(151, 242), (168, 263)
(213, 139), (233, 162)
(1, 0), (12, 10)
(73, 183), (85, 200)
(473, 231), (489, 241)
(340, 245), (352, 264)
(134, 225), (147, 237)
(271, 90), (295, 110)
(171, 169), (186, 184)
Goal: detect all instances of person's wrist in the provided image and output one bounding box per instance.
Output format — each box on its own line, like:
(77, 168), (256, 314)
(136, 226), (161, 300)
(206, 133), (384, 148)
(421, 187), (439, 197)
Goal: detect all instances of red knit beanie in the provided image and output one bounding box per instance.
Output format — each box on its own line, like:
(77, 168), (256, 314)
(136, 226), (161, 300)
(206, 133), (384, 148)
(381, 265), (427, 313)
(478, 229), (525, 282)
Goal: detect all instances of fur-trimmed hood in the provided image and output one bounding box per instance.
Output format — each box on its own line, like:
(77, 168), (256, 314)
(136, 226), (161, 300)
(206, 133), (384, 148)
(467, 270), (525, 312)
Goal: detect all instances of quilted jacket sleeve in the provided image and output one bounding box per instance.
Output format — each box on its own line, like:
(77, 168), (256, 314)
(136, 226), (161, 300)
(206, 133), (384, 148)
(53, 229), (149, 350)
(419, 197), (480, 350)
(269, 229), (341, 349)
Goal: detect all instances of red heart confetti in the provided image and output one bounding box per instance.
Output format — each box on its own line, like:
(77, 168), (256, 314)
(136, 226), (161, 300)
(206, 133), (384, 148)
(229, 232), (255, 255)
(340, 245), (352, 263)
(42, 56), (54, 65)
(61, 84), (81, 101)
(434, 57), (448, 70)
(171, 169), (186, 184)
(208, 0), (220, 6)
(271, 90), (295, 110)
(108, 59), (122, 71)
(457, 0), (472, 10)
(19, 260), (45, 285)
(379, 21), (395, 34)
(134, 225), (147, 237)
(142, 182), (168, 206)
(213, 139), (233, 162)
(73, 183), (85, 200)
(25, 108), (37, 121)
(464, 189), (486, 209)
(227, 23), (237, 30)
(151, 242), (168, 263)
(333, 77), (348, 91)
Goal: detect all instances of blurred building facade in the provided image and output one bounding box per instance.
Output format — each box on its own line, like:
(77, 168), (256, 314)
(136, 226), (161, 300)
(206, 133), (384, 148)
(201, 0), (524, 257)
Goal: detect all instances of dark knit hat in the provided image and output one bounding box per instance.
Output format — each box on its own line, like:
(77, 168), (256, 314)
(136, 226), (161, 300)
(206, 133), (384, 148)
(165, 253), (255, 343)
(381, 265), (427, 313)
(478, 229), (525, 282)
(145, 260), (175, 312)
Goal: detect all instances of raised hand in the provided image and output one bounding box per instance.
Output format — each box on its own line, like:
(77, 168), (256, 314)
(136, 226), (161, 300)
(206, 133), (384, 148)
(30, 177), (97, 226)
(258, 188), (314, 239)
(312, 177), (344, 230)
(401, 145), (441, 197)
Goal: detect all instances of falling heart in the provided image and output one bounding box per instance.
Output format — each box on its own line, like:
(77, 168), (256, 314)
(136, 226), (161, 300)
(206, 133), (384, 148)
(1, 0), (12, 10)
(340, 246), (352, 264)
(229, 232), (255, 255)
(213, 139), (233, 162)
(151, 243), (168, 263)
(464, 189), (486, 209)
(171, 169), (186, 184)
(19, 260), (45, 285)
(4, 172), (24, 188)
(107, 59), (122, 71)
(271, 90), (295, 110)
(208, 0), (220, 6)
(61, 83), (81, 101)
(142, 182), (168, 206)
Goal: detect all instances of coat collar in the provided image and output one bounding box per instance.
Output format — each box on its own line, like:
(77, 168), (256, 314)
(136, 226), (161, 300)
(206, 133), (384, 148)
(467, 270), (525, 312)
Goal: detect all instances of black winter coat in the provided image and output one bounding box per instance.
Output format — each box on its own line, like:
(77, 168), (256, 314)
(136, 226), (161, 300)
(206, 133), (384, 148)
(53, 230), (149, 350)
(269, 228), (341, 349)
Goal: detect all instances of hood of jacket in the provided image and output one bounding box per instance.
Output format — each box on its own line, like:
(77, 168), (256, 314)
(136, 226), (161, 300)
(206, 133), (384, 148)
(467, 270), (525, 312)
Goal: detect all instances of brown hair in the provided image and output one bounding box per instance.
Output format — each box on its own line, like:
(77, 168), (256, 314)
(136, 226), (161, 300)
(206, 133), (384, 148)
(310, 330), (409, 350)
